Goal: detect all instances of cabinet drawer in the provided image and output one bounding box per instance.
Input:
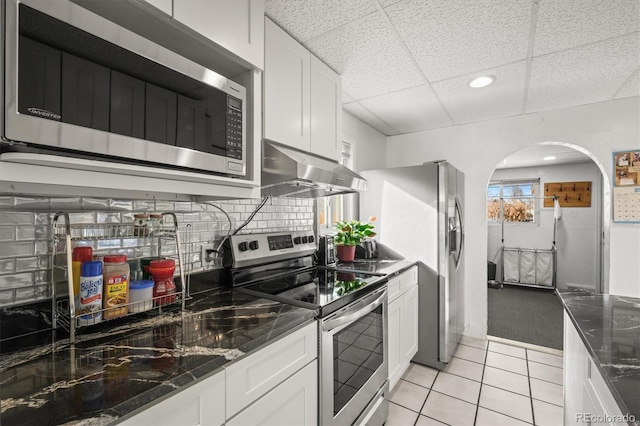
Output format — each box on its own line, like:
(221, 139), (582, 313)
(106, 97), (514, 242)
(120, 369), (225, 426)
(225, 322), (318, 418)
(227, 360), (318, 426)
(388, 275), (401, 302)
(398, 265), (418, 293)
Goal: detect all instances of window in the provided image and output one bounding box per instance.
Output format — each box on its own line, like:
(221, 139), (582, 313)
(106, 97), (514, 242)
(487, 180), (539, 223)
(317, 141), (357, 233)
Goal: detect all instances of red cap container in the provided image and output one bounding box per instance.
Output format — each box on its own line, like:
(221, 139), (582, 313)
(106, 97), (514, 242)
(72, 246), (93, 262)
(103, 254), (127, 263)
(148, 259), (175, 279)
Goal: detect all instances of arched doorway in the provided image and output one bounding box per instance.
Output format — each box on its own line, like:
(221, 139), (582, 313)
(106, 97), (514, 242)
(485, 142), (609, 350)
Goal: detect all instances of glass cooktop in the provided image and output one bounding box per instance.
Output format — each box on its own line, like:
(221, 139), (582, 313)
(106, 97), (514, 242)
(237, 268), (387, 317)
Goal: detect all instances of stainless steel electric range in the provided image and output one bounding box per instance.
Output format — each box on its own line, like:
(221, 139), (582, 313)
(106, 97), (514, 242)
(224, 230), (389, 426)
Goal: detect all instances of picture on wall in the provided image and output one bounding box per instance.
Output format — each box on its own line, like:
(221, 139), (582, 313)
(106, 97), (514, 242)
(612, 150), (640, 223)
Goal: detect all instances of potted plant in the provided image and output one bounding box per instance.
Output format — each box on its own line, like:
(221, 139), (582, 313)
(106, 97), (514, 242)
(333, 217), (376, 262)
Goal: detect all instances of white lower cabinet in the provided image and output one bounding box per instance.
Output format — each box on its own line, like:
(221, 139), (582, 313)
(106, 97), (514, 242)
(387, 266), (419, 390)
(119, 369), (225, 425)
(117, 322), (318, 425)
(564, 311), (626, 426)
(227, 360), (318, 426)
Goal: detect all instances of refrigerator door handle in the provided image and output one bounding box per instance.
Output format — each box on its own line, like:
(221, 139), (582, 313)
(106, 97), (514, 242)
(448, 217), (457, 255)
(453, 196), (464, 268)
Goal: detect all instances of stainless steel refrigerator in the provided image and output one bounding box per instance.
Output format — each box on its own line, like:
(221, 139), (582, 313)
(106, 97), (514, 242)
(360, 161), (465, 369)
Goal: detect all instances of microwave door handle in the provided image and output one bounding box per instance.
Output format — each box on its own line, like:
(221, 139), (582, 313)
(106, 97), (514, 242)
(322, 289), (386, 333)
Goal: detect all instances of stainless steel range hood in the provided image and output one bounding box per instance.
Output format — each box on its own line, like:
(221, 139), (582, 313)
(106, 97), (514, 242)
(261, 141), (367, 198)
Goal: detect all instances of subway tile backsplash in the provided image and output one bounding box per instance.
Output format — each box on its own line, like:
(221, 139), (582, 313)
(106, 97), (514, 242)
(0, 195), (314, 309)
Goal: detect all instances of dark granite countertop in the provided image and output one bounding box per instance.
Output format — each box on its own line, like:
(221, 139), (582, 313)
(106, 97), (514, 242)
(0, 273), (317, 426)
(558, 291), (640, 425)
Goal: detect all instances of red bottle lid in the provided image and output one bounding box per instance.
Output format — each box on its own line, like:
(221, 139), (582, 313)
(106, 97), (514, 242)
(103, 254), (127, 263)
(149, 259), (175, 269)
(72, 246), (93, 262)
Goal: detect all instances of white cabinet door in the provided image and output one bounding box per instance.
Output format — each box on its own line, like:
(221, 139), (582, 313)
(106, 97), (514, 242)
(402, 283), (419, 362)
(137, 0), (172, 15)
(227, 360), (318, 426)
(388, 296), (402, 390)
(310, 55), (341, 161)
(225, 322), (317, 418)
(564, 311), (588, 426)
(564, 311), (626, 426)
(263, 17), (310, 152)
(119, 369), (225, 426)
(173, 0), (265, 69)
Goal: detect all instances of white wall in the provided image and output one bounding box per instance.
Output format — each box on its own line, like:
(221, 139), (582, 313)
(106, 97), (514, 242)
(343, 111), (387, 172)
(386, 97), (640, 338)
(488, 162), (602, 291)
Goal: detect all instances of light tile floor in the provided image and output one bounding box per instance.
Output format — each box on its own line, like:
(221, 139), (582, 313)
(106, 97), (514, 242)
(387, 336), (564, 425)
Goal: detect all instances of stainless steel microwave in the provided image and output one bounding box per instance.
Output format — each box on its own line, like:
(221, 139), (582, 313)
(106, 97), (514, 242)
(1, 0), (246, 177)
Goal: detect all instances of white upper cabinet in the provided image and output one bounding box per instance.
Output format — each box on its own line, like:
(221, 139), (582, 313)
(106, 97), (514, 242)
(264, 17), (342, 161)
(310, 55), (341, 161)
(172, 0), (265, 70)
(263, 17), (310, 153)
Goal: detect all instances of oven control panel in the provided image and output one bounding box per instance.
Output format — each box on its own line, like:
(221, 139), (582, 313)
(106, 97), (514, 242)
(225, 230), (316, 268)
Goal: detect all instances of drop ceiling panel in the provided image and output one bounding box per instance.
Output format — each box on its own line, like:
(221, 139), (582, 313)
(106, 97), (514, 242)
(385, 0), (532, 82)
(433, 61), (526, 124)
(359, 84), (453, 134)
(343, 102), (399, 135)
(264, 0), (376, 42)
(615, 70), (640, 99)
(305, 12), (424, 100)
(527, 34), (640, 113)
(534, 0), (639, 56)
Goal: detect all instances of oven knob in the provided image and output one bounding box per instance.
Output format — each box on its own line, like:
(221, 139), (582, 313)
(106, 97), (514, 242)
(301, 236), (308, 243)
(308, 235), (315, 243)
(238, 242), (248, 252)
(249, 240), (259, 250)
(293, 237), (302, 244)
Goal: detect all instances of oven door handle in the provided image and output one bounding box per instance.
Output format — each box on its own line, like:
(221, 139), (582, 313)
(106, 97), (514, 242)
(323, 289), (386, 333)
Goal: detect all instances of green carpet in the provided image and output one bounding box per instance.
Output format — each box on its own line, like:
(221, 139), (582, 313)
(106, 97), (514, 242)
(488, 285), (564, 350)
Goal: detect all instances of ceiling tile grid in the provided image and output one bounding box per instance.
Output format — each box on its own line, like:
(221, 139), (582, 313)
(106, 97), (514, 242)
(383, 0), (533, 82)
(305, 11), (425, 100)
(433, 61), (528, 125)
(264, 0), (376, 43)
(358, 84), (454, 133)
(533, 0), (640, 57)
(526, 33), (640, 113)
(343, 101), (400, 135)
(265, 0), (640, 137)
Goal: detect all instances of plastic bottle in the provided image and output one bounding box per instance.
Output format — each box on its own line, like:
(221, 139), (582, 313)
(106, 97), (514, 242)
(149, 259), (176, 306)
(72, 246), (93, 315)
(78, 261), (103, 326)
(102, 255), (130, 320)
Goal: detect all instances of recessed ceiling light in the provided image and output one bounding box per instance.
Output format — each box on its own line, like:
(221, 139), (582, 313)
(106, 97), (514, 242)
(469, 75), (496, 88)
(544, 156), (556, 161)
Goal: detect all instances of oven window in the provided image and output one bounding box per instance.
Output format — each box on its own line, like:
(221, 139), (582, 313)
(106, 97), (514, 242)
(333, 304), (384, 415)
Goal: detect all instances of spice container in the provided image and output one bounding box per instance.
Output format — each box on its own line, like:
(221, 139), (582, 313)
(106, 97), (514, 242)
(78, 261), (103, 326)
(149, 258), (176, 306)
(72, 246), (93, 315)
(129, 280), (154, 313)
(102, 255), (130, 320)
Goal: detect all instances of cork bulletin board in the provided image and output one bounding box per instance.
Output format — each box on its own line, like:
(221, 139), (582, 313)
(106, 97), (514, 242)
(613, 149), (640, 223)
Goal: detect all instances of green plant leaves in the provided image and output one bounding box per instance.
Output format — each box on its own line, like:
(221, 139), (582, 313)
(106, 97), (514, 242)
(334, 219), (376, 246)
